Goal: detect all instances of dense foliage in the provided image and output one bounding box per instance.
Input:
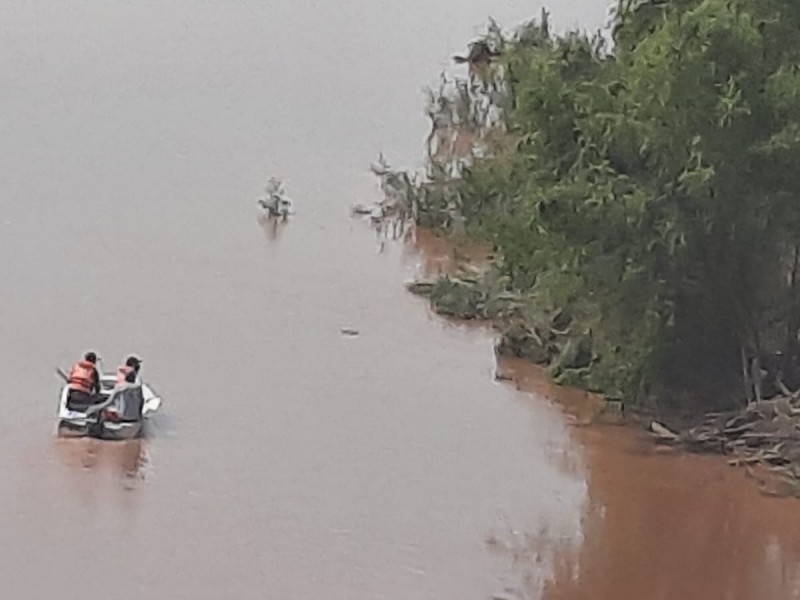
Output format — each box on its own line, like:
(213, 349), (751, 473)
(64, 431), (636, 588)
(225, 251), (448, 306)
(383, 0), (800, 410)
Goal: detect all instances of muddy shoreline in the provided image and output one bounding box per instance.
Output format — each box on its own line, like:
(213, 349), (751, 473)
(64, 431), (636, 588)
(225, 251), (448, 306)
(402, 227), (800, 499)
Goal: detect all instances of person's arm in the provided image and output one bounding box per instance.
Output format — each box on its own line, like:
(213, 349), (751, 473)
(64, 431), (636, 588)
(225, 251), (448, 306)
(92, 367), (102, 394)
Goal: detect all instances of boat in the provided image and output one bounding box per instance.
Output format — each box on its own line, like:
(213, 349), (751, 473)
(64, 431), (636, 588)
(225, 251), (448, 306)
(56, 371), (163, 440)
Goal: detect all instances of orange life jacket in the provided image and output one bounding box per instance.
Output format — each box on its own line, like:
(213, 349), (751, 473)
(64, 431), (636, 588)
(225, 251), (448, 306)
(68, 360), (96, 393)
(115, 365), (134, 384)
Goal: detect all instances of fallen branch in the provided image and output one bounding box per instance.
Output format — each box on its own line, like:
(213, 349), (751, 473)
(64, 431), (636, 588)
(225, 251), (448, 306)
(648, 421), (679, 441)
(670, 394), (800, 497)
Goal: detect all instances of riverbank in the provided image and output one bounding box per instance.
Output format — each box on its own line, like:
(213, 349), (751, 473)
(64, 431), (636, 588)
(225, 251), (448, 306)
(390, 225), (800, 499)
(403, 229), (800, 598)
(363, 1), (800, 498)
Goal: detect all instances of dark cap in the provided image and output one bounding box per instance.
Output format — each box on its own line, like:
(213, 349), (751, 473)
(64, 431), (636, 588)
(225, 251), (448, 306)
(125, 355), (142, 367)
(84, 351), (98, 363)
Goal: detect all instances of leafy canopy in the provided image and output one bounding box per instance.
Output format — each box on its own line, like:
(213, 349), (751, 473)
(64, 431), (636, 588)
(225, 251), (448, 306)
(407, 0), (800, 407)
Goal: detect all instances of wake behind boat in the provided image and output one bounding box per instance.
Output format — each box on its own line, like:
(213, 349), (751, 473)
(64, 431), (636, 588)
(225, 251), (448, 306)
(56, 370), (163, 440)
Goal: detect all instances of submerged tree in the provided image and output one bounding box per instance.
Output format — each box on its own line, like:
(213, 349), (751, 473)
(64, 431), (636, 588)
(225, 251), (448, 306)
(257, 177), (293, 221)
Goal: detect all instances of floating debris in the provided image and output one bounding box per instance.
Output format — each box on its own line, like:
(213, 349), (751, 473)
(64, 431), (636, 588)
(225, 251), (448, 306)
(350, 204), (374, 216)
(648, 421), (679, 441)
(340, 327), (360, 337)
(648, 394), (800, 497)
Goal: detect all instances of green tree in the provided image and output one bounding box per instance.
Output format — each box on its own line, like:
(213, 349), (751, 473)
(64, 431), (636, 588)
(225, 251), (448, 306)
(387, 0), (800, 410)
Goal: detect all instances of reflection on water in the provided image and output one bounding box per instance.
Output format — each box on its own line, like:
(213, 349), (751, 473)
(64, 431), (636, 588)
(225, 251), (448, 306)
(53, 437), (150, 485)
(490, 357), (800, 600)
(382, 233), (800, 599)
(484, 469), (587, 600)
(258, 213), (290, 243)
(543, 426), (800, 600)
(404, 227), (492, 278)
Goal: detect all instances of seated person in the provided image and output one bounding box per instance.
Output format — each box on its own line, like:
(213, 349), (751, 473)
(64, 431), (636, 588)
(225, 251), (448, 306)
(105, 369), (146, 421)
(66, 351), (102, 410)
(115, 355), (143, 384)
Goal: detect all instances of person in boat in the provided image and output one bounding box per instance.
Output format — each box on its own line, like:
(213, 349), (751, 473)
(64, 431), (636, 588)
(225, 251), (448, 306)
(115, 355), (142, 384)
(66, 351), (102, 409)
(105, 367), (146, 421)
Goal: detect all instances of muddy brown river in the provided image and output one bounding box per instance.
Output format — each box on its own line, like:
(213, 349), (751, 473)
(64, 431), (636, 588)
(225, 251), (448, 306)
(2, 2), (800, 599)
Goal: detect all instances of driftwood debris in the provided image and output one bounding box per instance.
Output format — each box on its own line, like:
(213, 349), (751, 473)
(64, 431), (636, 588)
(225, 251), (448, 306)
(648, 421), (680, 441)
(648, 395), (800, 497)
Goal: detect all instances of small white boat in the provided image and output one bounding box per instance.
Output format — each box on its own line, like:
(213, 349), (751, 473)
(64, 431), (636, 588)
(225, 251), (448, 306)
(56, 372), (163, 440)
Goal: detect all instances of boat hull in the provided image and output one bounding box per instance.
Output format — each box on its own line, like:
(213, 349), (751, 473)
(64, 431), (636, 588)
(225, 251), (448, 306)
(56, 419), (143, 440)
(56, 374), (161, 440)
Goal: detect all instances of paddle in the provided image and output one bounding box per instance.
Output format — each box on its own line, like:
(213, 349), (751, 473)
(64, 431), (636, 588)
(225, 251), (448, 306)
(55, 368), (69, 382)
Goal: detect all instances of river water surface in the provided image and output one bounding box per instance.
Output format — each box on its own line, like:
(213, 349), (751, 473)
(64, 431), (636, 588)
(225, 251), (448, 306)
(2, 2), (800, 599)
